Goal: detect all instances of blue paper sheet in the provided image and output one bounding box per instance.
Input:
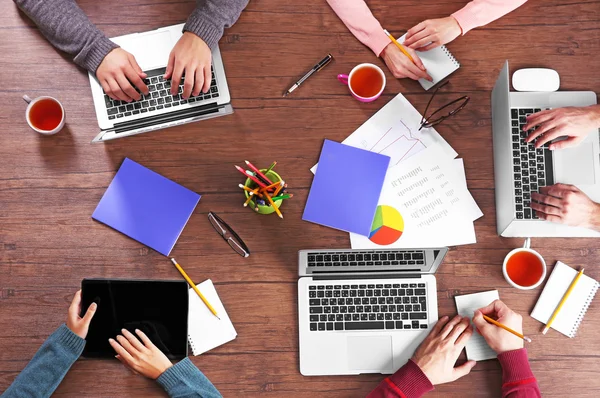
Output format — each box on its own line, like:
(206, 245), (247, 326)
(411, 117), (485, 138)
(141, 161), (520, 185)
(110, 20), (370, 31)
(303, 140), (390, 235)
(92, 158), (201, 256)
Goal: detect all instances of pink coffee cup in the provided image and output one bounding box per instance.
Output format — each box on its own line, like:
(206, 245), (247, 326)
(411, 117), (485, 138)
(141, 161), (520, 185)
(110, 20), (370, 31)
(337, 63), (386, 103)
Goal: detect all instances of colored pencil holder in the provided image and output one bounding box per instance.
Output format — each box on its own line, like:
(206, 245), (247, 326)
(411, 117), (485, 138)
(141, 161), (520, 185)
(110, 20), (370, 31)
(244, 169), (284, 215)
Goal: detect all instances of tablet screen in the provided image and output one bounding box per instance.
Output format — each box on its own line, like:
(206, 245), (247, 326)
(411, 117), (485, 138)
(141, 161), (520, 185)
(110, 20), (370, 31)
(81, 279), (188, 359)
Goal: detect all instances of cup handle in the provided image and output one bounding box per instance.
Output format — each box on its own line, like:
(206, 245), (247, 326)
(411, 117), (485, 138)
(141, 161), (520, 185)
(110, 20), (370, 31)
(23, 95), (32, 104)
(523, 237), (531, 249)
(337, 74), (349, 85)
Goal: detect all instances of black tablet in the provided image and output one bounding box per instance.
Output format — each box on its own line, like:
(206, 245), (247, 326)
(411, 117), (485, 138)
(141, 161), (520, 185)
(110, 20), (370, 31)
(81, 279), (188, 359)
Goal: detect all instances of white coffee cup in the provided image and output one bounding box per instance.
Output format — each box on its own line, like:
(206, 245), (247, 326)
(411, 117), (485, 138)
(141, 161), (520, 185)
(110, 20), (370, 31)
(502, 238), (547, 290)
(23, 95), (65, 135)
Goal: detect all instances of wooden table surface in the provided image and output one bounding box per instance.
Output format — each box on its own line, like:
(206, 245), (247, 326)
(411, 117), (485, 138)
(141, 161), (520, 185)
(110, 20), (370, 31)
(2, 0), (600, 396)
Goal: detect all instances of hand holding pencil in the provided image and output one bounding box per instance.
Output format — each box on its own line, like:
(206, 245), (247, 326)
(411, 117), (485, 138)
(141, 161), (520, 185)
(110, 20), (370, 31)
(381, 29), (431, 81)
(472, 300), (526, 354)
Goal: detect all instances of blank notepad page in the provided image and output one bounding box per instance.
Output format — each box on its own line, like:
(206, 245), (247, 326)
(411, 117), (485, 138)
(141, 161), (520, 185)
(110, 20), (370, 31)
(455, 290), (499, 361)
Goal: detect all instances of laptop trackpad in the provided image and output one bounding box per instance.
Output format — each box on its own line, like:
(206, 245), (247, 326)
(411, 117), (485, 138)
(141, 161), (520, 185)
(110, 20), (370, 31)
(347, 336), (393, 372)
(554, 144), (596, 185)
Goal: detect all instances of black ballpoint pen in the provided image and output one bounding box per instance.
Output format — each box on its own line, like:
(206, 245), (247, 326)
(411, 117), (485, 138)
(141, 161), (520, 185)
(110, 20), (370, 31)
(283, 54), (334, 97)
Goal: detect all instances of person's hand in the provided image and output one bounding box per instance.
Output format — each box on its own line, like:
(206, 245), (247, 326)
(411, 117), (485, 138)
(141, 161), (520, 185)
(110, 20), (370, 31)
(165, 32), (212, 99)
(472, 300), (523, 355)
(404, 17), (462, 52)
(380, 42), (432, 81)
(531, 183), (600, 230)
(411, 315), (476, 385)
(524, 105), (600, 150)
(96, 48), (149, 102)
(109, 328), (173, 379)
(66, 290), (97, 339)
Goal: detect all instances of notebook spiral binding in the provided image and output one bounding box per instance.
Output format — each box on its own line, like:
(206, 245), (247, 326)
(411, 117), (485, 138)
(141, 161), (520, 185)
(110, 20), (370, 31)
(188, 338), (197, 356)
(441, 45), (460, 68)
(569, 282), (599, 338)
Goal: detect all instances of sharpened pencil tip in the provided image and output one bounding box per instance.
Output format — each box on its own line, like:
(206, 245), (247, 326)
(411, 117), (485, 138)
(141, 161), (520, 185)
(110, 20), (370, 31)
(282, 92), (289, 97)
(217, 316), (221, 320)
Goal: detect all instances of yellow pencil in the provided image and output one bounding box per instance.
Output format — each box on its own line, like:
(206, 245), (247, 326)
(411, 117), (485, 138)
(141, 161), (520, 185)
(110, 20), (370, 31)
(483, 315), (532, 343)
(263, 190), (283, 219)
(543, 268), (584, 334)
(383, 29), (415, 64)
(273, 180), (285, 197)
(170, 258), (220, 320)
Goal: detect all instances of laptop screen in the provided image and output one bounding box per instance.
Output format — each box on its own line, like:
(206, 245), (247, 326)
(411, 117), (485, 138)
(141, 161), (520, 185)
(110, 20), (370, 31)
(81, 279), (188, 359)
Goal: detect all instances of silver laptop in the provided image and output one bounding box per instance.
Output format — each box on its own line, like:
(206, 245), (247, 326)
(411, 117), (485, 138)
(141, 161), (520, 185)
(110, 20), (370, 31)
(88, 24), (233, 142)
(297, 247), (447, 376)
(492, 60), (600, 237)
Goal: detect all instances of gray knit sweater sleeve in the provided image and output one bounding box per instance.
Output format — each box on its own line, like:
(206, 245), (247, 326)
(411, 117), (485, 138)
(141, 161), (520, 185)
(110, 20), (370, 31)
(13, 0), (118, 73)
(184, 0), (249, 49)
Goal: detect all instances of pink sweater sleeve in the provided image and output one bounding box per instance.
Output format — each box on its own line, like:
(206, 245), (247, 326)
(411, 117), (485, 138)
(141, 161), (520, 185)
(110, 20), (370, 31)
(452, 0), (528, 35)
(326, 0), (391, 57)
(498, 348), (541, 398)
(367, 360), (434, 398)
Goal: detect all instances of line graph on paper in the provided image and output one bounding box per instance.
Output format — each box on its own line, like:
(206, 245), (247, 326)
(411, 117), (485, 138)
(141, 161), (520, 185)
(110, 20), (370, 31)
(310, 94), (456, 174)
(359, 120), (427, 166)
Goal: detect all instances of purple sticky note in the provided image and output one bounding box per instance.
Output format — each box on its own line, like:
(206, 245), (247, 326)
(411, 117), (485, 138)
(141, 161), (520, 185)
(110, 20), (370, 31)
(92, 158), (200, 256)
(303, 140), (390, 235)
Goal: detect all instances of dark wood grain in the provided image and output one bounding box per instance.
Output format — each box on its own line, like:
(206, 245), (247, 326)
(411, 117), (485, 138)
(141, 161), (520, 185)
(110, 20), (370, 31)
(1, 0), (600, 396)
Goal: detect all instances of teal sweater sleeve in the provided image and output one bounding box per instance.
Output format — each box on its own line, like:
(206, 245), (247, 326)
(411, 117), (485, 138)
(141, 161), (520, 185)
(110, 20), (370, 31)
(1, 324), (85, 398)
(157, 358), (222, 398)
(1, 325), (221, 398)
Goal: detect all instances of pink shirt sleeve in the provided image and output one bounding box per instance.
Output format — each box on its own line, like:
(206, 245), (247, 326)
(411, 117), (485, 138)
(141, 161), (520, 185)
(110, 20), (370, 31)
(452, 0), (528, 35)
(326, 0), (391, 57)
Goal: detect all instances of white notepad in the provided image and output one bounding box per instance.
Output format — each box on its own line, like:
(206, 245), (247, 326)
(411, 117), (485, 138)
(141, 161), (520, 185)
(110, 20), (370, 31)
(455, 290), (499, 361)
(531, 261), (599, 338)
(399, 35), (460, 90)
(188, 279), (237, 355)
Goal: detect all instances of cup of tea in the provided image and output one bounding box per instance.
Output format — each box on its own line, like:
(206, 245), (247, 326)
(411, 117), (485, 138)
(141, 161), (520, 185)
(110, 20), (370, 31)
(337, 63), (386, 103)
(23, 95), (65, 135)
(502, 238), (547, 290)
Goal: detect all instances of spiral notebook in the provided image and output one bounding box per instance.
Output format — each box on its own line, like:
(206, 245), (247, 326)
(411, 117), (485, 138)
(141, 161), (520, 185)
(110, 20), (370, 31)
(187, 279), (237, 355)
(531, 261), (599, 338)
(399, 34), (460, 90)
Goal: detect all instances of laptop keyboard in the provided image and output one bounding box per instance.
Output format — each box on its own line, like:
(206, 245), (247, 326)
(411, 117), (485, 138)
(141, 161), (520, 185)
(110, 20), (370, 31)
(306, 250), (425, 267)
(307, 283), (428, 331)
(103, 66), (219, 120)
(510, 108), (554, 220)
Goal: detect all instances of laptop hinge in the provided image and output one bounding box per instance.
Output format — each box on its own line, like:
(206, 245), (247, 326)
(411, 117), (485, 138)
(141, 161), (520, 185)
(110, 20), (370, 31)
(111, 102), (221, 134)
(312, 274), (422, 281)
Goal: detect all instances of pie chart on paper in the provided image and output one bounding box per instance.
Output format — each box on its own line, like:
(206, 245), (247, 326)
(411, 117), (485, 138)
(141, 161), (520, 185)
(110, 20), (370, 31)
(368, 205), (404, 245)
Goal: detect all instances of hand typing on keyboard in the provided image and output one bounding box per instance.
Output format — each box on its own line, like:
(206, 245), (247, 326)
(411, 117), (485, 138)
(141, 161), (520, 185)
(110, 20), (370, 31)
(97, 48), (149, 103)
(524, 105), (600, 150)
(531, 183), (600, 230)
(164, 32), (212, 99)
(411, 315), (475, 385)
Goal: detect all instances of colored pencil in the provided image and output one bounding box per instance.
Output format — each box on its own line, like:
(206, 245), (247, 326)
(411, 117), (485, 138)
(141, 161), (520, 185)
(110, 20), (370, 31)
(263, 190), (283, 218)
(235, 165), (268, 189)
(246, 170), (271, 186)
(239, 184), (264, 198)
(170, 258), (219, 320)
(383, 29), (415, 64)
(245, 160), (273, 185)
(273, 180), (285, 196)
(543, 268), (585, 334)
(483, 315), (531, 343)
(273, 194), (293, 200)
(266, 161), (277, 174)
(243, 187), (260, 207)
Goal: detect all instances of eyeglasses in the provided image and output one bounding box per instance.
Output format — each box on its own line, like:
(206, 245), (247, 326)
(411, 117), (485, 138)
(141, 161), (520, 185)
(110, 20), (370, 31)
(419, 81), (470, 131)
(208, 212), (250, 258)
